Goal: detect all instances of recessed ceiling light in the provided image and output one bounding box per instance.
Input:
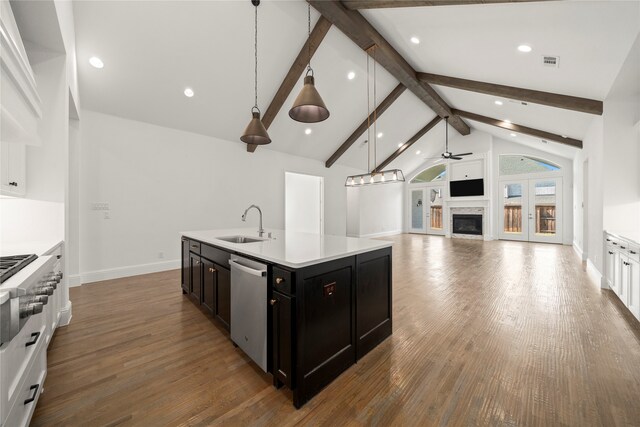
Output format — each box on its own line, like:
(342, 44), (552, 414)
(561, 134), (567, 138)
(495, 100), (503, 106)
(398, 143), (403, 148)
(347, 71), (356, 80)
(510, 133), (517, 137)
(89, 56), (104, 69)
(416, 150), (421, 155)
(517, 44), (532, 53)
(305, 128), (312, 135)
(377, 132), (383, 138)
(503, 119), (511, 124)
(184, 88), (194, 98)
(410, 36), (420, 45)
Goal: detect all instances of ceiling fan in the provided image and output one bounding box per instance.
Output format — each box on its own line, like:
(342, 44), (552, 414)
(430, 116), (473, 161)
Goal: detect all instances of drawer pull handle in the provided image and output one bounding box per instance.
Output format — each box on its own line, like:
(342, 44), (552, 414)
(608, 251), (614, 255)
(613, 242), (618, 245)
(275, 277), (285, 285)
(631, 251), (637, 255)
(194, 260), (199, 265)
(270, 298), (277, 306)
(25, 331), (40, 347)
(191, 244), (198, 249)
(606, 238), (611, 242)
(24, 384), (39, 405)
(209, 267), (216, 273)
(621, 246), (626, 249)
(9, 181), (18, 186)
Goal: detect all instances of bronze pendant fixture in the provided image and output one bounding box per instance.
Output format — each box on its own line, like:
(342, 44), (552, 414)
(288, 4), (330, 123)
(241, 0), (271, 145)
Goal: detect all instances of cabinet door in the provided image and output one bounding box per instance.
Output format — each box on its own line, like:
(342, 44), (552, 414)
(612, 251), (623, 297)
(0, 141), (26, 197)
(202, 259), (217, 314)
(190, 253), (202, 303)
(620, 255), (630, 306)
(181, 238), (189, 293)
(628, 259), (640, 320)
(272, 291), (293, 388)
(215, 264), (231, 329)
(605, 247), (616, 287)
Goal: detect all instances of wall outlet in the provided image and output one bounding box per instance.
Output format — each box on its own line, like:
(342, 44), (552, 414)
(91, 202), (110, 211)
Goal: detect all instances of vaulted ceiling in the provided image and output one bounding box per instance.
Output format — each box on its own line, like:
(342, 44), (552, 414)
(74, 0), (640, 173)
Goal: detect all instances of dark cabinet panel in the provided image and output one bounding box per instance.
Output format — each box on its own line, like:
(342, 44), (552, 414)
(181, 238), (189, 293)
(201, 244), (230, 268)
(272, 291), (293, 388)
(356, 248), (392, 359)
(202, 258), (216, 314)
(190, 253), (202, 303)
(215, 264), (231, 330)
(273, 266), (294, 294)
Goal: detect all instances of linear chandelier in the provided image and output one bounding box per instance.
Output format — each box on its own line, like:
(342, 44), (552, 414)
(345, 46), (404, 187)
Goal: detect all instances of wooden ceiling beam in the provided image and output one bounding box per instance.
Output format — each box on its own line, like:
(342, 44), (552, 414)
(247, 16), (332, 153)
(325, 83), (406, 168)
(418, 73), (603, 115)
(342, 1), (555, 10)
(308, 0), (470, 137)
(374, 115), (442, 172)
(452, 109), (583, 148)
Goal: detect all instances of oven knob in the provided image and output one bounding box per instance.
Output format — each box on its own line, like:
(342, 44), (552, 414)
(34, 295), (49, 305)
(19, 302), (44, 318)
(35, 287), (54, 296)
(31, 302), (43, 315)
(45, 281), (58, 290)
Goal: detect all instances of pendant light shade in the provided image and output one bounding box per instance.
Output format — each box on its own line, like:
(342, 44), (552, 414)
(241, 0), (271, 146)
(289, 72), (330, 123)
(241, 108), (271, 145)
(288, 4), (330, 123)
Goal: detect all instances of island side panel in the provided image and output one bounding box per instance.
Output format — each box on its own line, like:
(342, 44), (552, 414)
(293, 256), (357, 408)
(355, 247), (393, 360)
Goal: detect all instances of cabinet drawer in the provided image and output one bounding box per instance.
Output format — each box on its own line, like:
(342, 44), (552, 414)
(4, 348), (46, 427)
(188, 240), (201, 254)
(201, 244), (230, 268)
(273, 267), (294, 295)
(626, 246), (640, 263)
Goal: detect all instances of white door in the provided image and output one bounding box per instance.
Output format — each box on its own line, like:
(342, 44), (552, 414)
(426, 187), (445, 235)
(285, 172), (323, 234)
(627, 258), (640, 320)
(499, 177), (562, 244)
(410, 188), (426, 233)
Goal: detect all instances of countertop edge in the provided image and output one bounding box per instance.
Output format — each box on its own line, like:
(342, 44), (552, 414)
(605, 231), (640, 247)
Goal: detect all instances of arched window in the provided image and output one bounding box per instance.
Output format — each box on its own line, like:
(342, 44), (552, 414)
(499, 155), (560, 176)
(410, 164), (446, 183)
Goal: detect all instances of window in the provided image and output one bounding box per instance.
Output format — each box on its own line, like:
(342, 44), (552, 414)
(410, 164), (446, 183)
(499, 155), (560, 176)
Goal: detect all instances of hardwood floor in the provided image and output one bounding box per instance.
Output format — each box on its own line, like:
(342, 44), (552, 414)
(32, 235), (640, 426)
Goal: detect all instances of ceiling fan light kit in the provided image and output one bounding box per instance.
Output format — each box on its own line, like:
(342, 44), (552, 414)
(289, 4), (330, 123)
(240, 0), (272, 145)
(345, 45), (404, 187)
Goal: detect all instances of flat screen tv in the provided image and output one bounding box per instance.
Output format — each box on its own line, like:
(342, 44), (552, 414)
(450, 178), (484, 197)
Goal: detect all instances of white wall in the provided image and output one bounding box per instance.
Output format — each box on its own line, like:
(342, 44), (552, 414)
(285, 172), (323, 234)
(346, 183), (404, 238)
(77, 110), (362, 282)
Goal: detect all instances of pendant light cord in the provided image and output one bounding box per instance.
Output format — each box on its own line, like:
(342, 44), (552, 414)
(254, 3), (258, 110)
(366, 48), (371, 174)
(373, 46), (377, 173)
(307, 4), (312, 74)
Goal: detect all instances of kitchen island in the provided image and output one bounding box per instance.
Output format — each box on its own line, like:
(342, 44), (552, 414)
(180, 228), (392, 408)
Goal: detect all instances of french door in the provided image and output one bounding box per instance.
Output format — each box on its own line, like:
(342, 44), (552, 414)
(410, 187), (445, 235)
(499, 177), (562, 244)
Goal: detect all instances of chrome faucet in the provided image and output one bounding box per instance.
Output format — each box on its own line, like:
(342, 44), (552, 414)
(242, 204), (264, 237)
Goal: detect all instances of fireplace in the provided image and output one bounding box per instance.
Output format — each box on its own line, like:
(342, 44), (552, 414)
(452, 214), (483, 236)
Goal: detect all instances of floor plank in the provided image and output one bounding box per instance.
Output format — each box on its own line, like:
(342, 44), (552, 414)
(32, 235), (640, 426)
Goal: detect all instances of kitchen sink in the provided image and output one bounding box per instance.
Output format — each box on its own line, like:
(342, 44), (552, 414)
(217, 235), (266, 244)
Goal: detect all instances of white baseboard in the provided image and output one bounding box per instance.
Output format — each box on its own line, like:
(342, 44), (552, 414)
(359, 230), (403, 238)
(81, 259), (180, 285)
(586, 259), (603, 288)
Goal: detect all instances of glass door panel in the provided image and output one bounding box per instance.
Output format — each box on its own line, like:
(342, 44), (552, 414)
(500, 181), (528, 241)
(427, 187), (444, 235)
(528, 178), (562, 243)
(410, 189), (425, 233)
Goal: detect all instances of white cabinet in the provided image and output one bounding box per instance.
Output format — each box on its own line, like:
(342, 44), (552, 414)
(0, 141), (26, 197)
(605, 232), (640, 322)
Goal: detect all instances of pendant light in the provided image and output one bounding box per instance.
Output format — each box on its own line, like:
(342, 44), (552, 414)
(288, 4), (330, 123)
(241, 0), (271, 145)
(346, 46), (404, 187)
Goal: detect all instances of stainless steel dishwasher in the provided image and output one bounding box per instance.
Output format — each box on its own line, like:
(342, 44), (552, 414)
(229, 255), (268, 372)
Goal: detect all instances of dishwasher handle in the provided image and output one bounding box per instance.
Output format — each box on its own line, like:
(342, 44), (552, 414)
(229, 259), (267, 277)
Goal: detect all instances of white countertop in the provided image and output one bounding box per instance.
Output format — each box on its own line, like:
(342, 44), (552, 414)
(0, 240), (63, 257)
(606, 230), (640, 247)
(181, 228), (392, 269)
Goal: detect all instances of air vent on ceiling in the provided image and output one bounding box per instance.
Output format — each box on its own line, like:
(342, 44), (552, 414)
(542, 55), (560, 68)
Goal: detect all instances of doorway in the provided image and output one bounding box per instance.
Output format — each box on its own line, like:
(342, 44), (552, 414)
(285, 172), (324, 234)
(499, 177), (563, 244)
(409, 186), (445, 235)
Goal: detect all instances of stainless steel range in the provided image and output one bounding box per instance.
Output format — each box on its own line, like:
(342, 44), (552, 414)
(0, 255), (62, 346)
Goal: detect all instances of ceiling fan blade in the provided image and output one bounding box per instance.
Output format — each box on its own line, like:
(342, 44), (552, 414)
(453, 152), (473, 157)
(450, 156), (463, 160)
